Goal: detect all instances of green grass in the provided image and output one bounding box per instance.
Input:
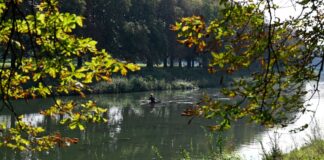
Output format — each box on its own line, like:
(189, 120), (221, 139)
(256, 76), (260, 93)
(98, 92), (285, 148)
(129, 67), (229, 87)
(90, 67), (232, 93)
(90, 67), (236, 93)
(283, 140), (324, 160)
(91, 76), (198, 94)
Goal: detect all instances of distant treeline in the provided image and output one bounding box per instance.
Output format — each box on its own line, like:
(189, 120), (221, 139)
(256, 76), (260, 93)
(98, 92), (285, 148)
(60, 0), (219, 68)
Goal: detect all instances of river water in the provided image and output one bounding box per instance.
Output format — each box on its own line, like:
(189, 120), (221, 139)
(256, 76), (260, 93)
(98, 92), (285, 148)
(0, 83), (323, 160)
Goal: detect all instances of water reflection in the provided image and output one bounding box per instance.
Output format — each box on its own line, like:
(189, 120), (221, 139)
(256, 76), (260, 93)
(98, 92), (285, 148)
(0, 89), (264, 160)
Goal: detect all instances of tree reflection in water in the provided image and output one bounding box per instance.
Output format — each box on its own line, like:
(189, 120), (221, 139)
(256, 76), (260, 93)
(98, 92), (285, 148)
(0, 89), (263, 159)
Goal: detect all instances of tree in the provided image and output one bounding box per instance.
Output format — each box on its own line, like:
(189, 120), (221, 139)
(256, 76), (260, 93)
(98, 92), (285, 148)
(65, 0), (219, 67)
(173, 0), (324, 131)
(157, 0), (177, 67)
(113, 0), (177, 68)
(0, 0), (139, 151)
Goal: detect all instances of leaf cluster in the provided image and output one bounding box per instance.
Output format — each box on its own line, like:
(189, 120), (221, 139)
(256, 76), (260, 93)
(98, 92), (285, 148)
(0, 0), (139, 151)
(175, 0), (324, 131)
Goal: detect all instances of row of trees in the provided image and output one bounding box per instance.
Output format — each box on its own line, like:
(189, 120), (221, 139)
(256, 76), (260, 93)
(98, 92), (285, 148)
(61, 0), (219, 67)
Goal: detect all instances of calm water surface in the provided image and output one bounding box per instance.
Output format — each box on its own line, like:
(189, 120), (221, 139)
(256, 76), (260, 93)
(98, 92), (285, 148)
(2, 84), (324, 160)
(0, 89), (264, 160)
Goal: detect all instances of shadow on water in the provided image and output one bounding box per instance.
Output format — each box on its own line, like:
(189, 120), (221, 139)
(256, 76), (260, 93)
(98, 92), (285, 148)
(0, 89), (264, 160)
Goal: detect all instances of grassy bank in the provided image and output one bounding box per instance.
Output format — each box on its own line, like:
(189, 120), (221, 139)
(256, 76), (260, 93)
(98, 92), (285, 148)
(91, 77), (198, 93)
(90, 67), (229, 93)
(283, 140), (324, 160)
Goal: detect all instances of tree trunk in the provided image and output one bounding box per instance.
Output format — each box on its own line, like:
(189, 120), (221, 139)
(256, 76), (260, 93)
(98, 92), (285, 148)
(187, 57), (192, 68)
(11, 54), (16, 69)
(146, 59), (153, 68)
(163, 57), (168, 68)
(170, 54), (174, 68)
(46, 116), (52, 132)
(178, 58), (182, 68)
(11, 114), (15, 128)
(202, 54), (209, 68)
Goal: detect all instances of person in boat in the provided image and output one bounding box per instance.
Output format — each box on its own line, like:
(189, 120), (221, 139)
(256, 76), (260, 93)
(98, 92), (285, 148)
(148, 93), (156, 104)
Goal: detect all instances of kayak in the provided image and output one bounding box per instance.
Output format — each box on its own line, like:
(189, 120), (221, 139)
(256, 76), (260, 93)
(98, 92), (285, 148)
(140, 100), (161, 106)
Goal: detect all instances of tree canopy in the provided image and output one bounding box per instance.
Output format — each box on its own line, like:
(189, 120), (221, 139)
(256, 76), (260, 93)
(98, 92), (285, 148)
(71, 0), (219, 67)
(173, 0), (324, 131)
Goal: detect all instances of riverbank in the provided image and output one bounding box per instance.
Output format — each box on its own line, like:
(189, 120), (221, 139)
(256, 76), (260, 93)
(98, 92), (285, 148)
(282, 140), (324, 160)
(90, 67), (229, 94)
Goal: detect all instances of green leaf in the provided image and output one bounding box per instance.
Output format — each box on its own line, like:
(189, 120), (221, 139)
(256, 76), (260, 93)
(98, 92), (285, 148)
(33, 73), (41, 82)
(69, 123), (77, 130)
(78, 123), (85, 131)
(76, 16), (83, 27)
(48, 68), (56, 78)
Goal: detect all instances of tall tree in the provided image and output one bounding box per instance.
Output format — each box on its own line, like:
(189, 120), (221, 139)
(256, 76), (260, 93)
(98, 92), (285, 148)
(158, 0), (177, 67)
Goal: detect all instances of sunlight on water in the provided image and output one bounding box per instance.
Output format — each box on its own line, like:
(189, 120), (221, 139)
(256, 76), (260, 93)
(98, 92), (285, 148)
(238, 81), (324, 159)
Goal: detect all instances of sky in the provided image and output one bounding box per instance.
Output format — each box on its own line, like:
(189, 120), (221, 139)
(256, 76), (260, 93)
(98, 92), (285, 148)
(271, 0), (303, 21)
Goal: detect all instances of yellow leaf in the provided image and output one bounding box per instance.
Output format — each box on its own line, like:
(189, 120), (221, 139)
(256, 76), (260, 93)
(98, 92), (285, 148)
(228, 91), (236, 97)
(48, 68), (56, 78)
(112, 66), (119, 72)
(69, 123), (77, 130)
(121, 68), (127, 76)
(182, 26), (189, 32)
(33, 73), (41, 81)
(76, 16), (83, 27)
(101, 75), (111, 81)
(126, 63), (140, 71)
(83, 73), (93, 83)
(78, 124), (85, 131)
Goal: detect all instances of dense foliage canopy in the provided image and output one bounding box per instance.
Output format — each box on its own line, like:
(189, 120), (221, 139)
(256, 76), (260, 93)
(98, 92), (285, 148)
(66, 0), (219, 67)
(173, 0), (324, 131)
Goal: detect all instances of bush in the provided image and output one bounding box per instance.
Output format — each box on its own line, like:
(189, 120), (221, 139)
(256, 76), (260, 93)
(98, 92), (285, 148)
(171, 80), (198, 90)
(129, 77), (150, 91)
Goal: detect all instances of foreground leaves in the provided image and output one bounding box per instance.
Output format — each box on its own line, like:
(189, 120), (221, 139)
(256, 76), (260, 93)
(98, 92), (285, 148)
(0, 0), (139, 151)
(175, 0), (323, 131)
(0, 119), (79, 151)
